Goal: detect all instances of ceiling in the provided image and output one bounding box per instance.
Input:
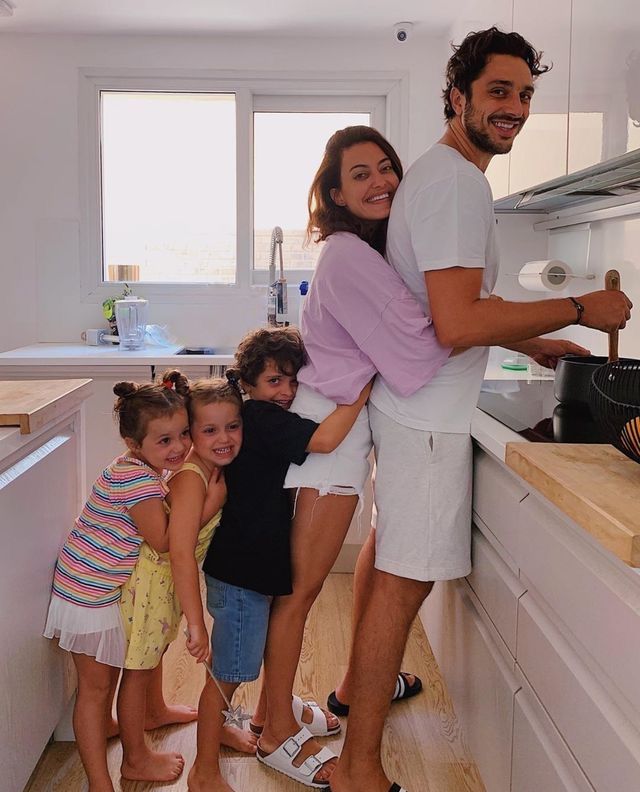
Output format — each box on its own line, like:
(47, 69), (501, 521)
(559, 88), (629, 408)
(0, 0), (505, 36)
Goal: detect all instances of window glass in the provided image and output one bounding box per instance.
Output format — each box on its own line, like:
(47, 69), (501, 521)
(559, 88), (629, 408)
(101, 91), (236, 284)
(253, 112), (370, 271)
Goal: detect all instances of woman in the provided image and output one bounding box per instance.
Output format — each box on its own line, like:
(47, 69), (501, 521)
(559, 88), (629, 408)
(255, 126), (451, 788)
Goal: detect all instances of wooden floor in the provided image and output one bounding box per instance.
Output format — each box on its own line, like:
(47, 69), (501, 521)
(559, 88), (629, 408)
(25, 574), (485, 792)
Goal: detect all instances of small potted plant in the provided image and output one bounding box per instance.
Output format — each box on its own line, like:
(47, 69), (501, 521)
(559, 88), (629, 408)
(102, 283), (132, 336)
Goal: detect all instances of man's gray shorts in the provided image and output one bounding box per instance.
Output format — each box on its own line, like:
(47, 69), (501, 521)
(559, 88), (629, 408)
(370, 403), (473, 582)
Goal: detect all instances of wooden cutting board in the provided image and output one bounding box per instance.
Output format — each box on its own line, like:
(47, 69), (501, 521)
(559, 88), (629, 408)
(506, 442), (640, 566)
(0, 379), (92, 434)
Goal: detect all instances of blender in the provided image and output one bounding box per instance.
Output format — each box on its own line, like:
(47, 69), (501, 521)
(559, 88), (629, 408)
(115, 296), (149, 350)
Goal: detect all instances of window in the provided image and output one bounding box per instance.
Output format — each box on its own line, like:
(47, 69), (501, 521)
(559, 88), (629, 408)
(101, 91), (237, 285)
(80, 70), (404, 299)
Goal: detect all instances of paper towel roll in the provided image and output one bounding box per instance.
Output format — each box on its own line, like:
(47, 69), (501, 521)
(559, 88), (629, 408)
(517, 259), (570, 292)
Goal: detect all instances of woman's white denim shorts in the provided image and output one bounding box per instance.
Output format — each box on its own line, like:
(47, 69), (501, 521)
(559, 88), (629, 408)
(206, 575), (272, 683)
(283, 383), (373, 497)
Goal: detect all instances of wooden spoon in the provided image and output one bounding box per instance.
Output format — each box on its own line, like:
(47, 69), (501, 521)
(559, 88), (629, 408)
(605, 269), (620, 363)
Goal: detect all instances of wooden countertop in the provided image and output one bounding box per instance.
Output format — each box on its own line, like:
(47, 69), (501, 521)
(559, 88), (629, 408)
(0, 379), (92, 434)
(506, 443), (640, 567)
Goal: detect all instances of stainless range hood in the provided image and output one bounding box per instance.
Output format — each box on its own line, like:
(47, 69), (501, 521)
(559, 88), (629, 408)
(494, 147), (640, 213)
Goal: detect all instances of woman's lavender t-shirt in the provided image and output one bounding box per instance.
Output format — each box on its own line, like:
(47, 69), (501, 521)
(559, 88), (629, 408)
(297, 232), (451, 404)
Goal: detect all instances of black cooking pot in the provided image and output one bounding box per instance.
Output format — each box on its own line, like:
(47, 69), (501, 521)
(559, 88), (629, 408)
(554, 354), (633, 406)
(552, 402), (608, 443)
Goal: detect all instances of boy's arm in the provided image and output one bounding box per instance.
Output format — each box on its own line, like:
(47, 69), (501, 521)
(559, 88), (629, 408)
(306, 380), (373, 454)
(167, 471), (210, 663)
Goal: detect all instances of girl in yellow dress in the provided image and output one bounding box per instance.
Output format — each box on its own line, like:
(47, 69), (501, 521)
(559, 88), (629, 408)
(117, 374), (251, 783)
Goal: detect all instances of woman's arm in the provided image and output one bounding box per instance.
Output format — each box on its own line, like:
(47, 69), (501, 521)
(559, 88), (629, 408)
(167, 470), (210, 663)
(307, 379), (372, 454)
(128, 498), (170, 553)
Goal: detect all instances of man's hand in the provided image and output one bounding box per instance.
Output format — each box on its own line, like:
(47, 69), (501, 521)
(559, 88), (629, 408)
(579, 290), (632, 331)
(184, 623), (211, 664)
(511, 337), (591, 369)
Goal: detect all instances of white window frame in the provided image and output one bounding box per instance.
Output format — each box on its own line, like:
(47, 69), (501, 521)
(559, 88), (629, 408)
(79, 68), (408, 303)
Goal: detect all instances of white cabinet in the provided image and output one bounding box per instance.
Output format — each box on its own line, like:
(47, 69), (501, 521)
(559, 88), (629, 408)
(427, 436), (640, 792)
(472, 446), (527, 568)
(422, 579), (519, 792)
(517, 591), (640, 791)
(0, 407), (86, 792)
(512, 670), (594, 792)
(568, 0), (640, 171)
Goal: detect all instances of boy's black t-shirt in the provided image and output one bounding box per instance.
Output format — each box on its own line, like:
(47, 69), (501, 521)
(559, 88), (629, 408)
(203, 399), (318, 596)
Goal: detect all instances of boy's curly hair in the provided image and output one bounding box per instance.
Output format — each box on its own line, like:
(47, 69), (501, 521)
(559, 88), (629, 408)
(227, 327), (307, 387)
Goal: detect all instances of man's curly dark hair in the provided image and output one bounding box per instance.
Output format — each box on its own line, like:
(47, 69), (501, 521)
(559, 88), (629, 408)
(442, 26), (550, 120)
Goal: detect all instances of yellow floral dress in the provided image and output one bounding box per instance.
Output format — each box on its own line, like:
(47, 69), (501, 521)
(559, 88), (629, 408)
(120, 462), (220, 669)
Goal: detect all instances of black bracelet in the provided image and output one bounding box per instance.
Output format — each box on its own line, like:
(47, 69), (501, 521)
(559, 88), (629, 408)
(568, 296), (585, 325)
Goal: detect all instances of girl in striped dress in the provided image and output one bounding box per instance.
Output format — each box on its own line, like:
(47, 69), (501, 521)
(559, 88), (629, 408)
(44, 372), (191, 792)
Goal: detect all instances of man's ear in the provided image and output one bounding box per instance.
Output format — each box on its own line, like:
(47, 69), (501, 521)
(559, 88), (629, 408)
(329, 188), (346, 207)
(450, 86), (466, 116)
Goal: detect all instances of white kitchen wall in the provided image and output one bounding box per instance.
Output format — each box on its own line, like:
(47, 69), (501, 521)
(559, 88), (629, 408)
(0, 31), (450, 352)
(545, 216), (640, 358)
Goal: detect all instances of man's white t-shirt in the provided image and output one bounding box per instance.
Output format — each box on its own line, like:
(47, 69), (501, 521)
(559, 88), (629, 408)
(370, 143), (499, 433)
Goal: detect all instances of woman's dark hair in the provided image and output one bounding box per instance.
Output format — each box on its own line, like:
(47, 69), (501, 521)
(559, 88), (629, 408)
(307, 125), (403, 255)
(187, 377), (243, 424)
(442, 27), (550, 120)
(113, 369), (189, 445)
(227, 327), (307, 388)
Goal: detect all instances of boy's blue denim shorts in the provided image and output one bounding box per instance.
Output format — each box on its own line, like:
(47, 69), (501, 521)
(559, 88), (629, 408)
(205, 574), (272, 683)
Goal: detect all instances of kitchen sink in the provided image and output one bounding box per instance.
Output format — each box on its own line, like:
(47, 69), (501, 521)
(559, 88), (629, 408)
(175, 346), (216, 355)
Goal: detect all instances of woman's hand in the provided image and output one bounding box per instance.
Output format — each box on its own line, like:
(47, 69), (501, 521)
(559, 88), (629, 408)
(184, 623), (211, 664)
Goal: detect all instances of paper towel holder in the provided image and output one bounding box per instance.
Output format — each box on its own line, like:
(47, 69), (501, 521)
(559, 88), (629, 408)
(506, 260), (595, 282)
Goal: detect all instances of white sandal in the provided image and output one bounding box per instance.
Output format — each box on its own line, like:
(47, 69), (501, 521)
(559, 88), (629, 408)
(256, 726), (337, 788)
(292, 694), (341, 736)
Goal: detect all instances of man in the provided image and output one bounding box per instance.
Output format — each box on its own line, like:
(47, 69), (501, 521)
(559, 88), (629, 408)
(330, 27), (632, 792)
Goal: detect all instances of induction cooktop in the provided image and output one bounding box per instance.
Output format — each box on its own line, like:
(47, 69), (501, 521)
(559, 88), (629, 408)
(478, 378), (607, 443)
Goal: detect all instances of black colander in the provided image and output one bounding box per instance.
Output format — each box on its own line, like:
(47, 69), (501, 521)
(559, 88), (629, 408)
(589, 361), (640, 464)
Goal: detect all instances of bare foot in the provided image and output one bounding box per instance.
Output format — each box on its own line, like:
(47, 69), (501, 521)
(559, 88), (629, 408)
(300, 702), (339, 733)
(258, 731), (336, 784)
(221, 723), (257, 754)
(188, 764), (235, 791)
(121, 749), (185, 782)
(145, 703), (198, 730)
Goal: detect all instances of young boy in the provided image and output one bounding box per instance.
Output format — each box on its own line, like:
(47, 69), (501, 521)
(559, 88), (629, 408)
(187, 326), (371, 792)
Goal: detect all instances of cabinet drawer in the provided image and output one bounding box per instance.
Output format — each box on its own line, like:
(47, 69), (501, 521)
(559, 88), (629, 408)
(467, 525), (525, 657)
(0, 427), (80, 792)
(513, 669), (594, 792)
(473, 447), (528, 564)
(422, 579), (518, 792)
(517, 591), (640, 791)
(519, 493), (640, 719)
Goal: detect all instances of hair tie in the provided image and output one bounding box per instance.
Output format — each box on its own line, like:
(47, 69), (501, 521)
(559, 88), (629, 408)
(225, 371), (242, 391)
(163, 379), (174, 390)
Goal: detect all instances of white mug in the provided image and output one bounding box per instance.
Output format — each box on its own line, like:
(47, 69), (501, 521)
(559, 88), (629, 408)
(82, 329), (105, 345)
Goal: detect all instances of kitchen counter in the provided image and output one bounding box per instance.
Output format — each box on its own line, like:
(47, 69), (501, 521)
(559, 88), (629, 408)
(0, 378), (90, 792)
(0, 342), (234, 367)
(0, 378), (92, 459)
